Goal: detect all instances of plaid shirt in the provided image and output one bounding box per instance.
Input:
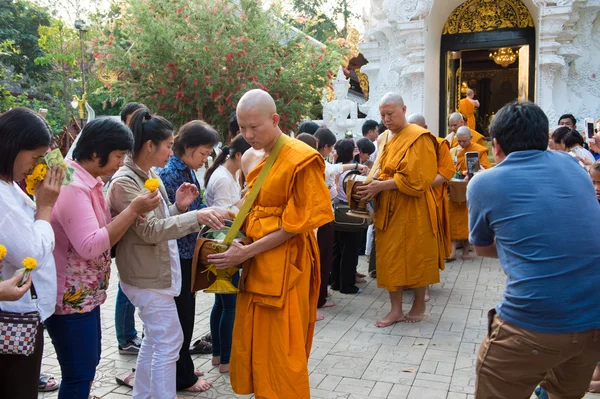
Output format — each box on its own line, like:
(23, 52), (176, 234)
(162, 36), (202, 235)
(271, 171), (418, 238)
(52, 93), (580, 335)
(157, 155), (205, 259)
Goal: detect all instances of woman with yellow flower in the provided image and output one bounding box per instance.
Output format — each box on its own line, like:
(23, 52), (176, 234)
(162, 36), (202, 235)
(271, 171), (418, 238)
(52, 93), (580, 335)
(107, 110), (231, 398)
(44, 118), (160, 399)
(0, 107), (64, 399)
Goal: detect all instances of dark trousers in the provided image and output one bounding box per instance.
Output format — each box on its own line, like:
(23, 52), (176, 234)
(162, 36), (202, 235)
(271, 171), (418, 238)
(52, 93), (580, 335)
(210, 271), (239, 364)
(115, 282), (138, 346)
(0, 322), (44, 399)
(317, 222), (334, 307)
(45, 306), (102, 399)
(369, 229), (376, 275)
(332, 230), (361, 292)
(175, 257), (198, 390)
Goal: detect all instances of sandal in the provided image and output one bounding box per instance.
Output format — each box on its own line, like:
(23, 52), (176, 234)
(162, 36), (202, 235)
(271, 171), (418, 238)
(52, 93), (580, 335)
(39, 373), (60, 392)
(190, 338), (212, 354)
(115, 368), (135, 388)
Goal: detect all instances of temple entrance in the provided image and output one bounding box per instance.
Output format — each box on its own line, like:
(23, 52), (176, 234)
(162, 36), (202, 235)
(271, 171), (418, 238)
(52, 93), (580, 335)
(439, 0), (536, 137)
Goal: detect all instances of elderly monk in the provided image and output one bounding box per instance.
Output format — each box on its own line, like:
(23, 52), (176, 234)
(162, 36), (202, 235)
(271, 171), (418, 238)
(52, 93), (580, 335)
(448, 126), (492, 261)
(447, 112), (485, 148)
(207, 89), (333, 399)
(458, 89), (480, 130)
(358, 94), (441, 326)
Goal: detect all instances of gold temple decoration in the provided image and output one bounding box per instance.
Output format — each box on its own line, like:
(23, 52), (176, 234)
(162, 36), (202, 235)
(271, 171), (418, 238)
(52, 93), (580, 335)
(489, 47), (518, 67)
(443, 0), (534, 35)
(346, 27), (362, 59)
(355, 68), (369, 100)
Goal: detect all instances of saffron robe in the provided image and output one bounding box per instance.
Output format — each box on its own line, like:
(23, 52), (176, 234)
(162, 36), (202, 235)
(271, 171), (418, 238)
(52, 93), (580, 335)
(230, 137), (334, 399)
(448, 142), (492, 241)
(459, 98), (477, 130)
(374, 124), (441, 291)
(434, 137), (455, 261)
(451, 129), (485, 148)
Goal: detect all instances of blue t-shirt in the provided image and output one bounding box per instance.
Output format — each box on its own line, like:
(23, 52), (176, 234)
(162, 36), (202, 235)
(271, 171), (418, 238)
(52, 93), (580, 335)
(467, 150), (600, 334)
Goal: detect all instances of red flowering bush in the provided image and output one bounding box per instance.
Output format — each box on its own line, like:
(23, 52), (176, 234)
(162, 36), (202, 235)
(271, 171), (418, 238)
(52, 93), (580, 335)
(91, 0), (348, 135)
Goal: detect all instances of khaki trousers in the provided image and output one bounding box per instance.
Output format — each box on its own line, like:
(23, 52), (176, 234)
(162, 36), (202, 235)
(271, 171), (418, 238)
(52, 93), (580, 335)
(475, 309), (600, 399)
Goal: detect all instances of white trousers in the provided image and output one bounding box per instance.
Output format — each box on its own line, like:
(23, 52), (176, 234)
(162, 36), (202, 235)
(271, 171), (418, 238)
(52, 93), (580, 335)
(365, 224), (375, 256)
(121, 284), (183, 399)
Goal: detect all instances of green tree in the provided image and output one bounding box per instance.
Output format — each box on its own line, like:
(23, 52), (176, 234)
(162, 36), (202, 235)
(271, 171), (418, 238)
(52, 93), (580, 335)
(92, 0), (348, 134)
(289, 0), (355, 40)
(0, 0), (52, 84)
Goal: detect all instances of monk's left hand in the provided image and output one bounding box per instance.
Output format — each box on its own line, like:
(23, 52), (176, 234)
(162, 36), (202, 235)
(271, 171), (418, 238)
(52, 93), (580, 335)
(208, 241), (249, 269)
(357, 180), (383, 201)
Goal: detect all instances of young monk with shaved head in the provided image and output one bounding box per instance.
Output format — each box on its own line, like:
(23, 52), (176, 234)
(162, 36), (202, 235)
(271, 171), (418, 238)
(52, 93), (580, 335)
(447, 111), (485, 148)
(207, 89), (333, 398)
(358, 93), (441, 325)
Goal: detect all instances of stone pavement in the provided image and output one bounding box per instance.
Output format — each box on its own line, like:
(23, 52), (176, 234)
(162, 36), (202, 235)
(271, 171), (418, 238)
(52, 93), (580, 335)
(39, 255), (599, 399)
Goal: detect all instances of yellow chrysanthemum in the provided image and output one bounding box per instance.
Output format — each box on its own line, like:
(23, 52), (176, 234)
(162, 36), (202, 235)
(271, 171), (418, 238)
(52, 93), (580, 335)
(24, 163), (48, 195)
(144, 178), (160, 192)
(21, 257), (37, 270)
(0, 244), (6, 259)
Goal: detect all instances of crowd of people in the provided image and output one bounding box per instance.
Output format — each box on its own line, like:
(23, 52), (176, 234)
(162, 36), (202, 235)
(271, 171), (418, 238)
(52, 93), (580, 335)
(0, 88), (599, 399)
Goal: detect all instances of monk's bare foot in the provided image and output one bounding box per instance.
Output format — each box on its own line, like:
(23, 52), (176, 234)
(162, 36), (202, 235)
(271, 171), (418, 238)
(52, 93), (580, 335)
(219, 363), (230, 374)
(446, 253), (456, 262)
(322, 300), (335, 308)
(589, 381), (600, 393)
(356, 277), (367, 284)
(316, 312), (325, 321)
(356, 272), (367, 278)
(375, 311), (405, 328)
(194, 370), (205, 377)
(461, 250), (473, 260)
(424, 286), (430, 302)
(327, 290), (333, 298)
(184, 378), (212, 392)
(211, 356), (220, 367)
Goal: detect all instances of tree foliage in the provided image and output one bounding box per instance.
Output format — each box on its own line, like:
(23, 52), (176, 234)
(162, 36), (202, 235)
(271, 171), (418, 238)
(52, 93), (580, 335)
(92, 0), (349, 134)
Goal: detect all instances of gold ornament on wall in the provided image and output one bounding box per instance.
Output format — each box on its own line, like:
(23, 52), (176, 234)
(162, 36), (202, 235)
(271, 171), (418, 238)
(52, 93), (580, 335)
(355, 68), (369, 100)
(443, 0), (534, 35)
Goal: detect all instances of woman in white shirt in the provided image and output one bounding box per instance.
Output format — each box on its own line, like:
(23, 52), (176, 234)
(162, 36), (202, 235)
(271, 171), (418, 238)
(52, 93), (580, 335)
(551, 126), (596, 169)
(0, 107), (64, 399)
(203, 133), (250, 373)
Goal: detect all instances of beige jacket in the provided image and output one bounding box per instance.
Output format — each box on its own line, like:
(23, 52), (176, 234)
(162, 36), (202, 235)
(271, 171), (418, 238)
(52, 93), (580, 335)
(107, 157), (200, 289)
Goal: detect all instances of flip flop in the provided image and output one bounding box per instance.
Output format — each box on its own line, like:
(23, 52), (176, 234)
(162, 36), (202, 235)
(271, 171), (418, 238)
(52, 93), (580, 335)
(115, 368), (135, 388)
(190, 339), (212, 354)
(38, 374), (60, 392)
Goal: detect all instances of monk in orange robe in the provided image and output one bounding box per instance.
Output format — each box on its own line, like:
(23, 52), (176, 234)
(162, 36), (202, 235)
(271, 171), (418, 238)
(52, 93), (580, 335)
(208, 89), (333, 399)
(447, 112), (485, 148)
(358, 94), (441, 326)
(458, 89), (480, 130)
(448, 126), (492, 260)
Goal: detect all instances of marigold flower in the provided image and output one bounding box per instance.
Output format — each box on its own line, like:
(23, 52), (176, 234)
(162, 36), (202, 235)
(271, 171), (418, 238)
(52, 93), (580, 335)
(0, 244), (6, 260)
(144, 178), (160, 192)
(22, 257), (37, 270)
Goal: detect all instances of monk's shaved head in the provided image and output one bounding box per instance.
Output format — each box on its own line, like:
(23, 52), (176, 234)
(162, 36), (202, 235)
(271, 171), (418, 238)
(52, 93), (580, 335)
(380, 92), (405, 108)
(457, 126), (471, 138)
(407, 113), (426, 128)
(237, 89), (277, 116)
(466, 89), (474, 97)
(449, 112), (463, 123)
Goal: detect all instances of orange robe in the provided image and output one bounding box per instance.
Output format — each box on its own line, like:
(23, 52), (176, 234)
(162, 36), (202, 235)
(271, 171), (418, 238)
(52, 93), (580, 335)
(459, 98), (476, 130)
(434, 137), (455, 261)
(230, 137), (334, 399)
(448, 142), (492, 241)
(374, 125), (441, 291)
(451, 129), (486, 148)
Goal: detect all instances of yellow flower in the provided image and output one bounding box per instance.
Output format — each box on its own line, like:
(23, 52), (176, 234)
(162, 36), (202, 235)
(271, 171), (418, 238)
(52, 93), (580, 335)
(21, 257), (37, 270)
(24, 163), (48, 195)
(0, 244), (6, 259)
(144, 178), (160, 192)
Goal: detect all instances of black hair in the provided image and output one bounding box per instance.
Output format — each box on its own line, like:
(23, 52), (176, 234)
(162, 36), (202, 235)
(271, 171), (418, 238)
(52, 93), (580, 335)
(120, 102), (149, 124)
(73, 118), (134, 167)
(362, 119), (379, 136)
(334, 139), (355, 164)
(552, 126), (584, 149)
(489, 102), (548, 156)
(297, 121), (320, 135)
(558, 114), (576, 127)
(204, 133), (250, 188)
(314, 127), (336, 150)
(356, 137), (376, 155)
(228, 112), (239, 136)
(0, 107), (53, 180)
(378, 121), (387, 134)
(129, 109), (174, 156)
(173, 120), (220, 158)
(296, 133), (318, 149)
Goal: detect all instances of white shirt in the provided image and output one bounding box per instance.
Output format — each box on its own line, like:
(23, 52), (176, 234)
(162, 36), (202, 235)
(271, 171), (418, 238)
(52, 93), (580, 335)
(369, 139), (379, 163)
(325, 162), (344, 200)
(0, 181), (57, 321)
(570, 146), (595, 168)
(205, 165), (242, 210)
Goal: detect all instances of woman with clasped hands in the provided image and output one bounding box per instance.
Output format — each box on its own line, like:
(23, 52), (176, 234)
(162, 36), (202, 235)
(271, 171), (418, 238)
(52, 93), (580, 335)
(45, 118), (160, 399)
(0, 107), (64, 399)
(107, 110), (230, 399)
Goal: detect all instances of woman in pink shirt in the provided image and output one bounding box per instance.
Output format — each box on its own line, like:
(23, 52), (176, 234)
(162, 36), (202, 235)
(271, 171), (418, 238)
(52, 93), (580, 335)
(46, 118), (159, 399)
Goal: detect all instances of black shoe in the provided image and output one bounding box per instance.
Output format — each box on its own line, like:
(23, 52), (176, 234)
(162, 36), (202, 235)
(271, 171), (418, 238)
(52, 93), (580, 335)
(330, 284), (340, 291)
(369, 270), (376, 278)
(340, 286), (363, 294)
(118, 336), (142, 355)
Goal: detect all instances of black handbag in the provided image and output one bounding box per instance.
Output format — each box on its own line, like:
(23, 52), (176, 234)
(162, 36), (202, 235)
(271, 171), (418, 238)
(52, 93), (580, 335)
(332, 201), (369, 232)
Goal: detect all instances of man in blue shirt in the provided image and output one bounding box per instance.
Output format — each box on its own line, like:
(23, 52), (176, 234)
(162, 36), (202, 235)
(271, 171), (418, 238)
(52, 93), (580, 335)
(467, 102), (600, 399)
